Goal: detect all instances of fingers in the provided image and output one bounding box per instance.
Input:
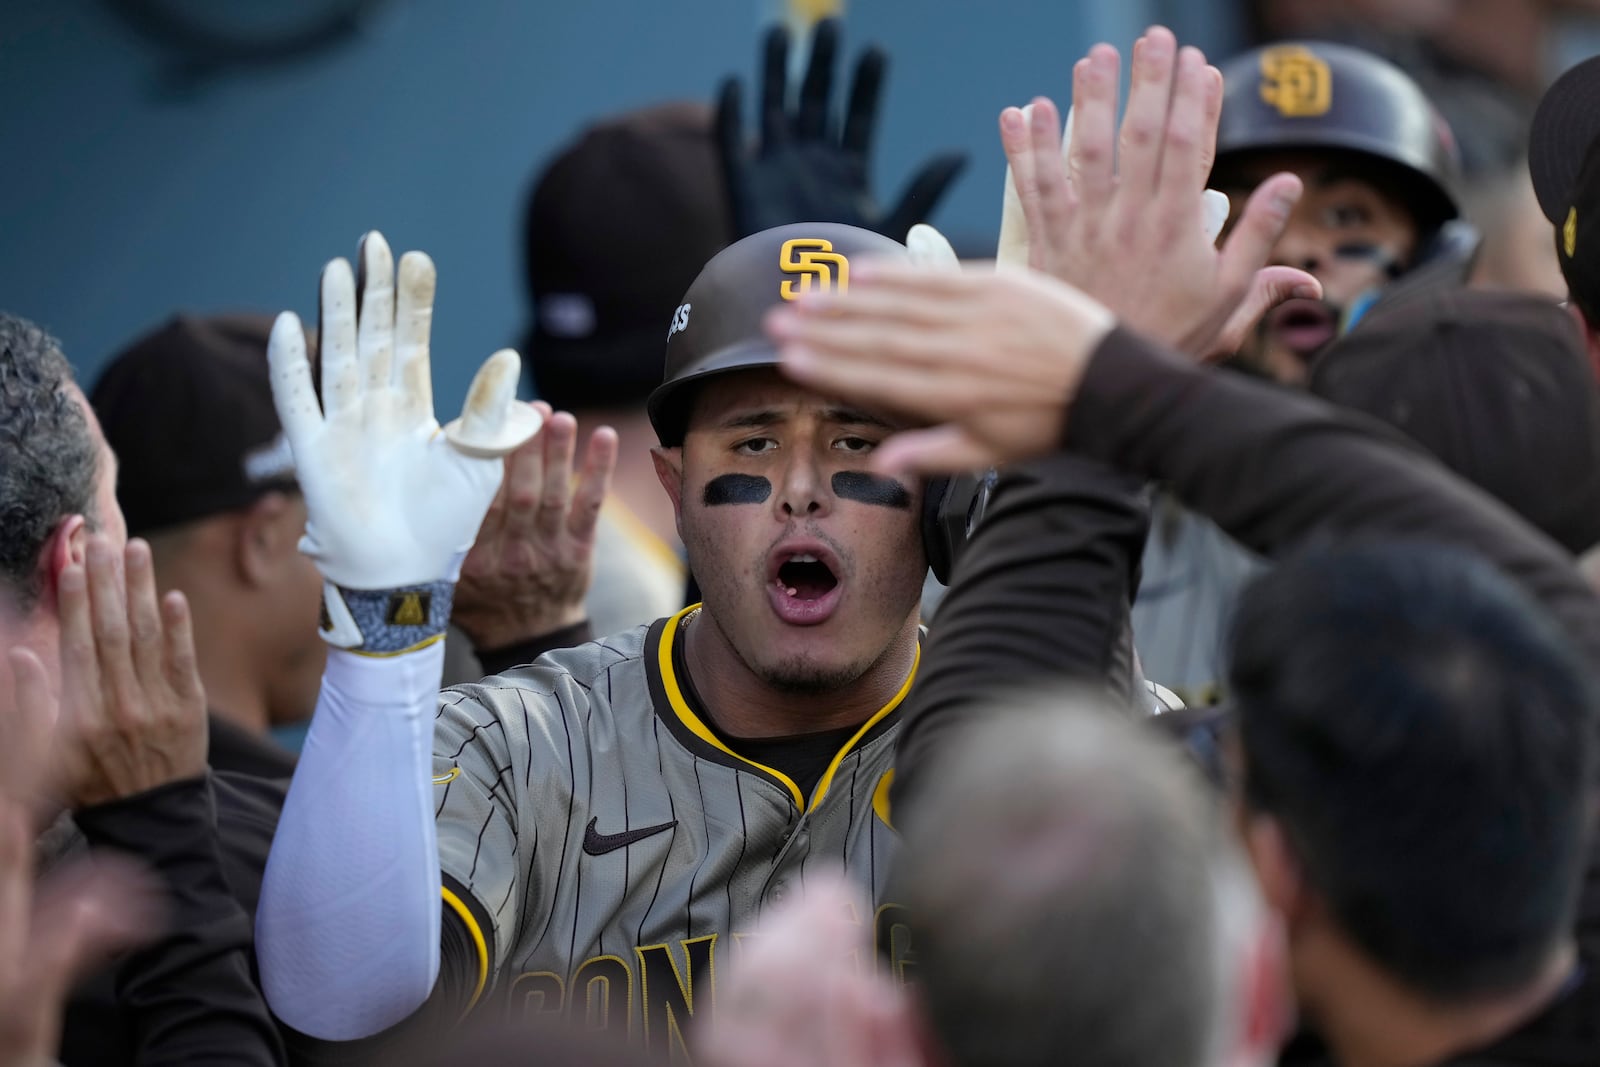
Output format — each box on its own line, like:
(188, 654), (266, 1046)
(30, 856), (156, 998)
(394, 250), (437, 428)
(841, 45), (886, 157)
(882, 152), (967, 242)
(570, 426), (619, 545)
(1117, 27), (1178, 196)
(536, 413), (578, 542)
(267, 312), (322, 450)
(455, 349), (519, 444)
(85, 536), (138, 723)
(796, 18), (839, 141)
(56, 556), (97, 737)
(1216, 172), (1305, 301)
(1155, 47), (1214, 209)
(318, 257), (360, 417)
(1026, 98), (1074, 251)
(998, 106), (1036, 254)
(715, 76), (747, 167)
(122, 539), (166, 698)
(1069, 44), (1120, 205)
(1206, 265), (1322, 363)
(873, 425), (999, 478)
(760, 24), (790, 149)
(356, 232), (397, 391)
(160, 590), (204, 710)
(1197, 65), (1225, 187)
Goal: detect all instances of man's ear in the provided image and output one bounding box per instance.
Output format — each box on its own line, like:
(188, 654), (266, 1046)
(651, 446), (686, 537)
(1241, 813), (1309, 928)
(39, 514), (89, 602)
(236, 492), (297, 587)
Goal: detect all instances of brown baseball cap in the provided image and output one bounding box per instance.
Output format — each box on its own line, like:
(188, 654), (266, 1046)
(91, 314), (302, 536)
(1310, 288), (1600, 555)
(647, 222), (908, 445)
(522, 102), (731, 412)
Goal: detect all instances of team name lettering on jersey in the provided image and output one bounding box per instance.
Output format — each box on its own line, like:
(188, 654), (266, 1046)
(501, 905), (915, 1061)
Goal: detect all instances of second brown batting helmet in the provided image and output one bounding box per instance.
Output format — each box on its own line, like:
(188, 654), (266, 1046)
(1214, 41), (1462, 231)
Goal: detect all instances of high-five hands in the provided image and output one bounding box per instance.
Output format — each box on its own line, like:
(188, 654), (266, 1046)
(453, 407), (618, 651)
(997, 28), (1319, 360)
(268, 232), (541, 654)
(716, 18), (967, 241)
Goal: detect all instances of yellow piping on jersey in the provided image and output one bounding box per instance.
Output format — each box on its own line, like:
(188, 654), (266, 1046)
(441, 886), (490, 1018)
(808, 646), (917, 809)
(657, 605), (918, 812)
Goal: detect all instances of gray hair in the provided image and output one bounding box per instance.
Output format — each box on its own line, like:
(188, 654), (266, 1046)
(0, 314), (97, 612)
(892, 687), (1259, 1067)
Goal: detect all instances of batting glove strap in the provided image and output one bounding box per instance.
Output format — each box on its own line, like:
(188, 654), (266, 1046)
(319, 580), (455, 655)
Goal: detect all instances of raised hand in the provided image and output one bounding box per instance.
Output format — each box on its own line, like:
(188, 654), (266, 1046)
(268, 231), (541, 653)
(716, 18), (967, 241)
(696, 874), (921, 1067)
(453, 408), (618, 651)
(768, 263), (1115, 476)
(0, 646), (156, 1067)
(997, 28), (1318, 360)
(55, 535), (207, 809)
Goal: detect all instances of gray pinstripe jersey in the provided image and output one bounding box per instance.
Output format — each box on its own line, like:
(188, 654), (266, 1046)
(431, 605), (914, 1056)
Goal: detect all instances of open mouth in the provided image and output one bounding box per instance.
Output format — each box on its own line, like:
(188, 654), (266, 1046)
(776, 554), (839, 602)
(766, 543), (845, 626)
(1269, 298), (1339, 358)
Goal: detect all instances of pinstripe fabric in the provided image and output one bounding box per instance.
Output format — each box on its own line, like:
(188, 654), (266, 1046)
(429, 607), (907, 1052)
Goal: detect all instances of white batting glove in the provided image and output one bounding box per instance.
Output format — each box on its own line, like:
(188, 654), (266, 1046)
(268, 231), (542, 654)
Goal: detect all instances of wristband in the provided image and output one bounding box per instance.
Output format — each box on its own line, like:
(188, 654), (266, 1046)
(318, 580), (455, 656)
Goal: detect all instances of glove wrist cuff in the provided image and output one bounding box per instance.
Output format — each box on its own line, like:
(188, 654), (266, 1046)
(319, 580), (455, 656)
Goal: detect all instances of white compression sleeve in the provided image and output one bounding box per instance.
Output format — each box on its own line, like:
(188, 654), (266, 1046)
(256, 643), (444, 1040)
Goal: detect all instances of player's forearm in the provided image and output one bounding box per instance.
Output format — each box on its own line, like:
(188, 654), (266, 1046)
(898, 455), (1149, 811)
(256, 645), (445, 1041)
(1064, 330), (1600, 661)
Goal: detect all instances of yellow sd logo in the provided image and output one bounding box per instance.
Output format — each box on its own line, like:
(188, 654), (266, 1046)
(1260, 46), (1332, 118)
(779, 238), (850, 300)
(1565, 207), (1580, 260)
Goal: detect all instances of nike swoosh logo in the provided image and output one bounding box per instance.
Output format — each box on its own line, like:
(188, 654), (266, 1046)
(582, 816), (677, 856)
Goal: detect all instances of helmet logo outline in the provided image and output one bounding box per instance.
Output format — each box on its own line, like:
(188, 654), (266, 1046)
(1260, 46), (1333, 118)
(1565, 207), (1579, 260)
(779, 238), (850, 301)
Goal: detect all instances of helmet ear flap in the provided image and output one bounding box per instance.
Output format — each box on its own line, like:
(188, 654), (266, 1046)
(921, 471), (994, 585)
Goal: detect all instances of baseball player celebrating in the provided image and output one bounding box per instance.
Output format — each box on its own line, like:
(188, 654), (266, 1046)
(255, 225), (945, 1055)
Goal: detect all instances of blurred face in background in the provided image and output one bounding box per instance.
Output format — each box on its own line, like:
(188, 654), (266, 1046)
(1218, 153), (1421, 385)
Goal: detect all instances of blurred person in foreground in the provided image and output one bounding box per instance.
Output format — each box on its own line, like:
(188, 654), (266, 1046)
(767, 26), (1600, 1064)
(91, 314), (321, 766)
(0, 312), (285, 1063)
(697, 696), (1287, 1067)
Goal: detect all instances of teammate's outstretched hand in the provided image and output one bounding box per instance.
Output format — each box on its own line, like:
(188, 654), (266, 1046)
(55, 535), (207, 809)
(0, 646), (156, 1067)
(716, 18), (967, 241)
(454, 407), (618, 651)
(697, 874), (921, 1067)
(768, 263), (1114, 476)
(998, 28), (1318, 360)
(269, 232), (541, 652)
